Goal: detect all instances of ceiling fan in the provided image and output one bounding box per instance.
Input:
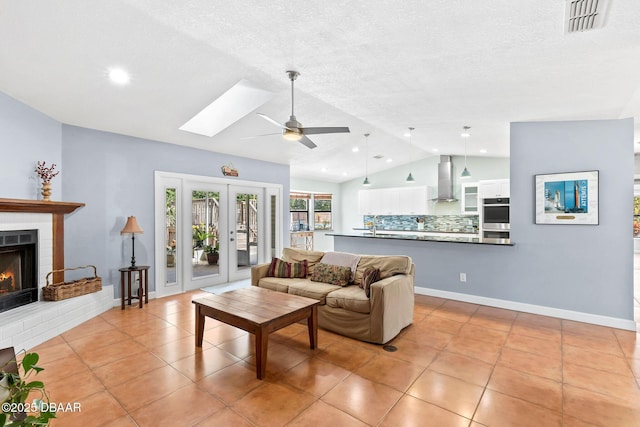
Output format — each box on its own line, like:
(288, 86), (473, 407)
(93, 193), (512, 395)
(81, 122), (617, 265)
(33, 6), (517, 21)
(256, 70), (350, 149)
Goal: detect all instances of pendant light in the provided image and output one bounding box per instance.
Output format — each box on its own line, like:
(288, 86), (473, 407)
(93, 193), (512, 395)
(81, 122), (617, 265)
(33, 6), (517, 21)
(461, 126), (472, 179)
(363, 133), (371, 186)
(406, 127), (416, 183)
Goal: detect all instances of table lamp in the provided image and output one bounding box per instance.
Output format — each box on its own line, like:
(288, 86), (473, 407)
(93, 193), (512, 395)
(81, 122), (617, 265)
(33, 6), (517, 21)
(121, 216), (143, 268)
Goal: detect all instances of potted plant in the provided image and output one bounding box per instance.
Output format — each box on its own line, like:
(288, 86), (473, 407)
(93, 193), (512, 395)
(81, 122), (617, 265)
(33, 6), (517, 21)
(204, 242), (219, 265)
(166, 239), (176, 267)
(1, 349), (55, 426)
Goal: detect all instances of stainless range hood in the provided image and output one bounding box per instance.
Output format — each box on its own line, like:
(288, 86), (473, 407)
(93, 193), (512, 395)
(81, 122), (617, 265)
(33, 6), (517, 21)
(432, 155), (458, 202)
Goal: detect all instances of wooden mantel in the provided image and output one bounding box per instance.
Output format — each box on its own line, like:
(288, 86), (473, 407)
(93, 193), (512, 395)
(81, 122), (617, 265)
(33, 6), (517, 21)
(0, 198), (85, 283)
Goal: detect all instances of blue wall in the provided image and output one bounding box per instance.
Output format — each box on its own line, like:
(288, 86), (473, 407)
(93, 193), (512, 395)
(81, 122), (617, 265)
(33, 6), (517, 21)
(61, 125), (290, 295)
(336, 118), (634, 327)
(0, 92), (290, 299)
(0, 92), (62, 199)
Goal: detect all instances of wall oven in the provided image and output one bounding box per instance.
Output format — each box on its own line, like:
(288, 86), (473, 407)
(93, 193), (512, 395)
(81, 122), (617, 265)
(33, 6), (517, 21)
(482, 198), (510, 242)
(482, 198), (510, 229)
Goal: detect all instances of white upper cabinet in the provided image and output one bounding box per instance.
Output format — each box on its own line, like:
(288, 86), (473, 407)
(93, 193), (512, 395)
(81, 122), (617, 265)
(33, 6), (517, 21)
(478, 179), (510, 199)
(460, 182), (479, 214)
(358, 186), (427, 215)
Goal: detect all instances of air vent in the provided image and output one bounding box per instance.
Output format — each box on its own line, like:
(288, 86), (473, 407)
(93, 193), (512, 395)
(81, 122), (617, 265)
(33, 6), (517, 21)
(565, 0), (611, 33)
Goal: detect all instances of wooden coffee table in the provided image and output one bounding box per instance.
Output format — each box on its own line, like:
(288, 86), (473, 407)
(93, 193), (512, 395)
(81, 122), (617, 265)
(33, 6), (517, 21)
(192, 286), (319, 379)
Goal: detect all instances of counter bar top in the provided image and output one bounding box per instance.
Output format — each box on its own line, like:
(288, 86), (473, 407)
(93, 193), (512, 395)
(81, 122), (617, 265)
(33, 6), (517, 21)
(328, 233), (514, 246)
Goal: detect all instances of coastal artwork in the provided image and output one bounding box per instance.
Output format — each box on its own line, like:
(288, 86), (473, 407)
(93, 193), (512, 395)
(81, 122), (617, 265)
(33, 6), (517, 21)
(535, 171), (598, 225)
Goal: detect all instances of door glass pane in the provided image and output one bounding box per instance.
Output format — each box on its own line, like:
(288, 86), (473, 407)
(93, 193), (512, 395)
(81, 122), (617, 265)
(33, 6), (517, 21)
(235, 193), (258, 270)
(192, 190), (220, 278)
(165, 188), (177, 285)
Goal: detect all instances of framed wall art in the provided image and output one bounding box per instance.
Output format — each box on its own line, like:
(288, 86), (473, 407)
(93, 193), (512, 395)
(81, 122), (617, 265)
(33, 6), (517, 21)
(535, 170), (599, 225)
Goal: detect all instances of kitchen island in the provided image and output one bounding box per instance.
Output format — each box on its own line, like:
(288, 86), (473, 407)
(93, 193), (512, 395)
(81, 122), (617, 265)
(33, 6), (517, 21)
(329, 232), (513, 246)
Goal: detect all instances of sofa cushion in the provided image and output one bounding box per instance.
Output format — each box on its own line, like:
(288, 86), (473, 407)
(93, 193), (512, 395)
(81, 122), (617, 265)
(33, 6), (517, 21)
(287, 280), (342, 304)
(257, 277), (292, 293)
(310, 263), (352, 286)
(282, 247), (325, 275)
(326, 285), (371, 314)
(355, 255), (412, 284)
(360, 267), (380, 298)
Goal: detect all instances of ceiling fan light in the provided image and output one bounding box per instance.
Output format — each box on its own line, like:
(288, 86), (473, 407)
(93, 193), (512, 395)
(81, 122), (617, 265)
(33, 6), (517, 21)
(406, 172), (415, 183)
(283, 129), (302, 141)
(363, 177), (371, 186)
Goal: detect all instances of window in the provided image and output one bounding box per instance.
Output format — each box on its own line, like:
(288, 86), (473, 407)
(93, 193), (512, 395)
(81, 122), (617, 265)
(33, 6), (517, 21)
(314, 193), (332, 230)
(290, 192), (309, 231)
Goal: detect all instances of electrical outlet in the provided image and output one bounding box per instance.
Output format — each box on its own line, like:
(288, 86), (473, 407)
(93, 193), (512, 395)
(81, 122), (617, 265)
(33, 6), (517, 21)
(460, 273), (467, 282)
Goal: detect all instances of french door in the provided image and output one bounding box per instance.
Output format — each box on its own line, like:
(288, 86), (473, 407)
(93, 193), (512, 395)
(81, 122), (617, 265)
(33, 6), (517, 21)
(155, 172), (282, 297)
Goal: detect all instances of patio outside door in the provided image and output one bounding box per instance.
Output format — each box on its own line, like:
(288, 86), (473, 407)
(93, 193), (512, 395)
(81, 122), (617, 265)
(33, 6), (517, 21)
(184, 182), (228, 291)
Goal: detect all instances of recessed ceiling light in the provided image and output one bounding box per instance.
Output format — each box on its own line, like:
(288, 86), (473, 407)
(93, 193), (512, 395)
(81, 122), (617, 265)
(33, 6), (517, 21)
(479, 149), (488, 153)
(321, 167), (327, 172)
(403, 132), (411, 137)
(108, 68), (130, 85)
(431, 148), (439, 153)
(342, 172), (348, 176)
(386, 158), (393, 163)
(352, 147), (359, 152)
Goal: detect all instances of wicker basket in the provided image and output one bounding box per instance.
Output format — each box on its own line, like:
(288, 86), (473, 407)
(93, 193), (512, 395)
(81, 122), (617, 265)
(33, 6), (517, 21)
(43, 265), (102, 301)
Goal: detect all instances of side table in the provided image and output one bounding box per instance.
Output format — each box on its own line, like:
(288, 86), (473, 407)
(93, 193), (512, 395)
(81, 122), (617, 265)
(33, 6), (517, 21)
(119, 265), (150, 309)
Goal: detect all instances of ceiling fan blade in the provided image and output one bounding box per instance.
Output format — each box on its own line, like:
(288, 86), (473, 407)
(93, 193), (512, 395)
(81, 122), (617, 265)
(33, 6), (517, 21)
(300, 126), (350, 135)
(298, 135), (317, 149)
(257, 113), (285, 129)
(240, 132), (281, 140)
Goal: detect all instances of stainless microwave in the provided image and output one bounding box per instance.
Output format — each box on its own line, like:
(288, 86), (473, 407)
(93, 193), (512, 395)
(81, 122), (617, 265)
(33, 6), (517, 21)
(483, 198), (510, 230)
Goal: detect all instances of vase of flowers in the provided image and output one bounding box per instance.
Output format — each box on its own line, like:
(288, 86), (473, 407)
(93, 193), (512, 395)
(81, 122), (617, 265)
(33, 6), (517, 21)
(34, 161), (59, 202)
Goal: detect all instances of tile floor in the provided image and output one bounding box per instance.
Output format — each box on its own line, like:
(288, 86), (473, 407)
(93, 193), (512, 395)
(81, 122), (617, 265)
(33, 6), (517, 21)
(25, 276), (640, 426)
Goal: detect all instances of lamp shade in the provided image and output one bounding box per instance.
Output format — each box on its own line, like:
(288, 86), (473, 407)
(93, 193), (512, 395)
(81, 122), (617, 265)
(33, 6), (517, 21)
(120, 216), (144, 235)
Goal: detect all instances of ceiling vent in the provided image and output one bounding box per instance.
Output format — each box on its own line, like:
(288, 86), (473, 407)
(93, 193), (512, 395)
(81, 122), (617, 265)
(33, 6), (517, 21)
(565, 0), (611, 33)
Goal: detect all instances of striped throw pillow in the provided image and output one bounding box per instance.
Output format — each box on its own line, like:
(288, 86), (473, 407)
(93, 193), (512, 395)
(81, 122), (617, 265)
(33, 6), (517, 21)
(290, 260), (308, 278)
(267, 257), (291, 278)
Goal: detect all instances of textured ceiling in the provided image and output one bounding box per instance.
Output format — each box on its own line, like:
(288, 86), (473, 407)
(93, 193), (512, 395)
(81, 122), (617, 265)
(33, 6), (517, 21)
(1, 0), (639, 182)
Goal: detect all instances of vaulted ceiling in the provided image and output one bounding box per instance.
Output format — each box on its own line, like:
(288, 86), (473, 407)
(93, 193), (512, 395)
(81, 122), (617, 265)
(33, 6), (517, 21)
(1, 1), (639, 182)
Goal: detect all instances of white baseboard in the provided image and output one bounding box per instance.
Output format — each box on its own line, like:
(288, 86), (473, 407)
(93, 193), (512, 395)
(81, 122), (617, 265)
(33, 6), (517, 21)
(414, 286), (637, 332)
(112, 291), (156, 308)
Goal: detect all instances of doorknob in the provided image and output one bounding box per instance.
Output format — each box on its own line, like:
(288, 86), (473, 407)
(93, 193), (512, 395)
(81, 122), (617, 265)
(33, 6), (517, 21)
(230, 238), (235, 242)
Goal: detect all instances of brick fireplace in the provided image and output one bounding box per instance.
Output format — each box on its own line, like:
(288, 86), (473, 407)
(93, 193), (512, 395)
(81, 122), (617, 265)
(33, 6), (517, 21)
(0, 198), (113, 350)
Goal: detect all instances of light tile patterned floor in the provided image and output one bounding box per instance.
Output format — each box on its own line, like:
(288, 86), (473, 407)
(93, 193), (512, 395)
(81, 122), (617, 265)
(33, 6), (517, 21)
(24, 271), (640, 426)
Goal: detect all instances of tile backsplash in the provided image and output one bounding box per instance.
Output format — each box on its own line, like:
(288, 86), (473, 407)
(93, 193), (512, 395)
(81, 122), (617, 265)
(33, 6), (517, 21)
(363, 214), (479, 233)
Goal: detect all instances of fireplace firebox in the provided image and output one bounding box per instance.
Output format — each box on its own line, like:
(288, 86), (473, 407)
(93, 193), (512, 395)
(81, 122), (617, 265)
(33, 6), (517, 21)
(0, 230), (37, 313)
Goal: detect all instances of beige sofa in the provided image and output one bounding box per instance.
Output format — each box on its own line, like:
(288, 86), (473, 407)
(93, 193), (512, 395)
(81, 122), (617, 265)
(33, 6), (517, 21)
(250, 247), (414, 344)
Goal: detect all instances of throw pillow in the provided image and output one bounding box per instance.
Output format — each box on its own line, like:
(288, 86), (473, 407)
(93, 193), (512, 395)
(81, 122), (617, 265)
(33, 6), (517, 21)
(267, 257), (291, 278)
(310, 263), (352, 286)
(359, 267), (381, 298)
(290, 259), (308, 278)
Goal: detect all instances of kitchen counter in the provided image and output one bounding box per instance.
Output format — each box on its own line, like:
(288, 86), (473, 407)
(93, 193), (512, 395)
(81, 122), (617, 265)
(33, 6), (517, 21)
(329, 232), (513, 246)
(352, 228), (476, 235)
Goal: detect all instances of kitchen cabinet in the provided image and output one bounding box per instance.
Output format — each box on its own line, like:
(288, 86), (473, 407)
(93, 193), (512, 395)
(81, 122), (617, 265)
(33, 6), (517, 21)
(358, 186), (426, 215)
(460, 182), (479, 214)
(478, 179), (510, 199)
